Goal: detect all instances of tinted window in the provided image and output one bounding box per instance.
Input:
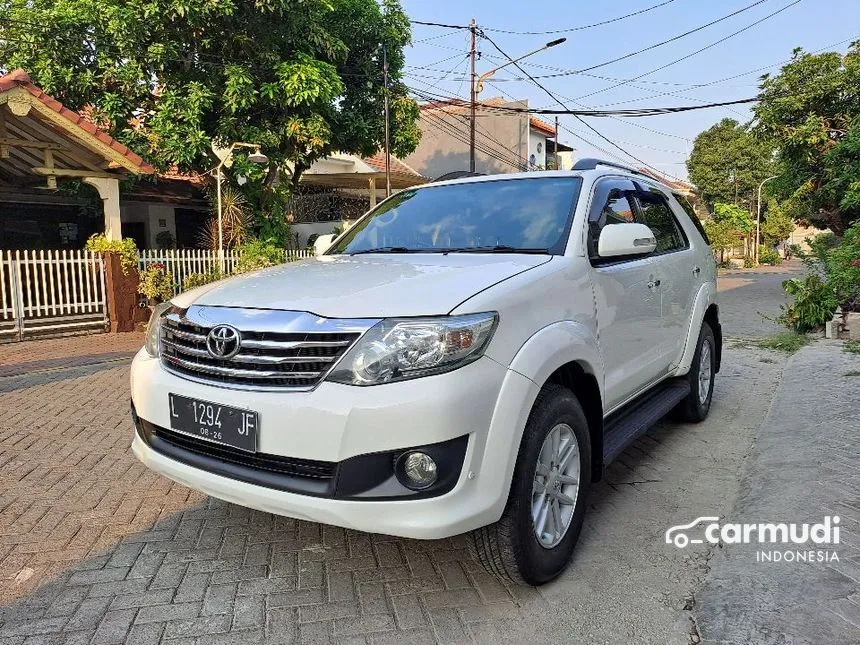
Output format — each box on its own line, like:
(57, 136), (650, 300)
(635, 193), (687, 254)
(588, 186), (637, 259)
(329, 177), (582, 255)
(673, 193), (710, 245)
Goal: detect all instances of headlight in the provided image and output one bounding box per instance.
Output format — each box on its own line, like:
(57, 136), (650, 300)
(144, 301), (174, 357)
(326, 312), (498, 386)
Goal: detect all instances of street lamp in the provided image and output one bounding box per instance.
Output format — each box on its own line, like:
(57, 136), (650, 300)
(213, 142), (269, 273)
(469, 37), (566, 172)
(755, 175), (779, 265)
(474, 38), (566, 95)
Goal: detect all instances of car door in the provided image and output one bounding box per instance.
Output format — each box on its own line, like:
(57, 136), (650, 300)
(586, 178), (667, 411)
(632, 187), (696, 368)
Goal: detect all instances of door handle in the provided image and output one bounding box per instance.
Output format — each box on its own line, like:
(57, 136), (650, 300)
(692, 266), (701, 275)
(647, 279), (661, 289)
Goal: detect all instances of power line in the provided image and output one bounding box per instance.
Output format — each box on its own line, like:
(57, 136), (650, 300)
(477, 32), (684, 180)
(573, 0), (803, 101)
(481, 0), (676, 35)
(409, 20), (470, 30)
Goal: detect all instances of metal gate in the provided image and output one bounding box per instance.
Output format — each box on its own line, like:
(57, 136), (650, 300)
(0, 250), (108, 341)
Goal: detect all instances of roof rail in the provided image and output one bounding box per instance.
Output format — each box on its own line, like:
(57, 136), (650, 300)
(571, 157), (646, 177)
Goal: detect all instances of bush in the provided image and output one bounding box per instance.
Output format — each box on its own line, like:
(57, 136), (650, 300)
(155, 230), (175, 249)
(758, 245), (782, 265)
(743, 256), (755, 268)
(85, 234), (138, 274)
(825, 221), (860, 312)
(758, 332), (810, 353)
(234, 238), (284, 274)
(778, 274), (838, 333)
(183, 271), (223, 291)
(137, 262), (175, 304)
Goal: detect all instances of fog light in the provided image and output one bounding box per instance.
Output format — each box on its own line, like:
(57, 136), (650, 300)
(400, 452), (438, 489)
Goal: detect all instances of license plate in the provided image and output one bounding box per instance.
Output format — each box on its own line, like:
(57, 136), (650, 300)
(168, 394), (258, 453)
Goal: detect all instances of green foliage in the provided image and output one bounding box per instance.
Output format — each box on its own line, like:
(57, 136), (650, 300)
(754, 44), (860, 234)
(84, 234), (138, 274)
(703, 218), (737, 258)
(0, 0), (421, 181)
(713, 202), (754, 233)
(183, 271), (223, 291)
(758, 245), (782, 265)
(778, 274), (839, 333)
(155, 230), (175, 249)
(137, 263), (175, 303)
(824, 220), (860, 311)
(845, 340), (860, 355)
(686, 119), (775, 210)
(757, 332), (810, 353)
(761, 200), (795, 244)
(234, 238), (284, 274)
(743, 256), (755, 268)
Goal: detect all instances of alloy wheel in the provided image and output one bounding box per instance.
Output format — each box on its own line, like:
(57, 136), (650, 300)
(531, 423), (581, 549)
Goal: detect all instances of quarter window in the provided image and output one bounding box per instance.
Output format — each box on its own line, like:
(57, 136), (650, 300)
(634, 193), (687, 254)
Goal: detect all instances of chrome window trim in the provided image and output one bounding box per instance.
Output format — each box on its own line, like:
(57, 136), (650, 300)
(160, 306), (381, 392)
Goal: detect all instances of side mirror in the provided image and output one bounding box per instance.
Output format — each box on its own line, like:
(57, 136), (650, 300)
(597, 223), (657, 258)
(314, 234), (336, 256)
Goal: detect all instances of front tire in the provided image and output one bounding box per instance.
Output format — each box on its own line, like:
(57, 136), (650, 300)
(468, 384), (591, 585)
(674, 321), (716, 422)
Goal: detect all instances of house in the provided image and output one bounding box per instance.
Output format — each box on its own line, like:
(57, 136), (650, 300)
(0, 70), (425, 251)
(403, 97), (572, 178)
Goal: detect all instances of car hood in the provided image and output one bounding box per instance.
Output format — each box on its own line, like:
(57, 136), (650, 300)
(178, 254), (552, 318)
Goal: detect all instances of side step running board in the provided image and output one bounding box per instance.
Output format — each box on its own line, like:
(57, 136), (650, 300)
(602, 380), (691, 465)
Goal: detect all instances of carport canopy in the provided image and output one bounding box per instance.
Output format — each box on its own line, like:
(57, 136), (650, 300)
(0, 69), (155, 240)
(299, 152), (427, 206)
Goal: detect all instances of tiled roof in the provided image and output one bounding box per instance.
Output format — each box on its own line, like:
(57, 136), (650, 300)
(529, 116), (555, 136)
(0, 69), (155, 174)
(362, 152), (424, 178)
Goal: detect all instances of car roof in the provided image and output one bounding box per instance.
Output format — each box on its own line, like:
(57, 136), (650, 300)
(417, 168), (671, 194)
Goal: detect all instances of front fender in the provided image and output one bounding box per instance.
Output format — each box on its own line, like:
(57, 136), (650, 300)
(507, 321), (604, 396)
(478, 322), (605, 523)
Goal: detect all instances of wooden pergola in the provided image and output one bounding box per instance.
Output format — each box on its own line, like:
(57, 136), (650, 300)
(0, 69), (155, 240)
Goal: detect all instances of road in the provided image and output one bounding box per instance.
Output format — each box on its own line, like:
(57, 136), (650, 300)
(1, 263), (854, 645)
(716, 260), (805, 338)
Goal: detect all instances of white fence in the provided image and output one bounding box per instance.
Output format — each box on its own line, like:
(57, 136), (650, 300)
(138, 248), (315, 295)
(1, 250), (108, 340)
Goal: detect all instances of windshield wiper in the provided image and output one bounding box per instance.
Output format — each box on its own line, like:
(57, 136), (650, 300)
(446, 245), (551, 254)
(350, 247), (421, 255)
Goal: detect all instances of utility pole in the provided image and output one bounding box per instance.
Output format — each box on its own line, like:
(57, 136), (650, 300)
(469, 18), (477, 173)
(383, 44), (391, 198)
(554, 116), (559, 170)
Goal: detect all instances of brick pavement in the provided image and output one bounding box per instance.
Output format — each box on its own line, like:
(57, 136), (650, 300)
(0, 333), (145, 377)
(0, 346), (541, 644)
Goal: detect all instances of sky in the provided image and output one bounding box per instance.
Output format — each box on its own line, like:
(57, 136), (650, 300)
(400, 0), (860, 181)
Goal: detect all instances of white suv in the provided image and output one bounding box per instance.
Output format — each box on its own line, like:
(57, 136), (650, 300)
(130, 159), (721, 585)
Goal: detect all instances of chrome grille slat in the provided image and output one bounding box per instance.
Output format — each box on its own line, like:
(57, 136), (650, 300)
(161, 338), (335, 365)
(159, 309), (364, 390)
(163, 354), (322, 380)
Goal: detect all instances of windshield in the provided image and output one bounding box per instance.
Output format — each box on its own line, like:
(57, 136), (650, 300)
(328, 176), (583, 255)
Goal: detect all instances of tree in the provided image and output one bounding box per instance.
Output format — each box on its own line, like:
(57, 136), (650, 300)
(754, 43), (860, 235)
(0, 0), (421, 188)
(761, 200), (795, 245)
(687, 119), (775, 211)
(703, 218), (736, 263)
(712, 202), (753, 259)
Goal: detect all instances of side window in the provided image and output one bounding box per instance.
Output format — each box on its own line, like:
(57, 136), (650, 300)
(673, 193), (710, 245)
(587, 178), (638, 259)
(635, 193), (687, 254)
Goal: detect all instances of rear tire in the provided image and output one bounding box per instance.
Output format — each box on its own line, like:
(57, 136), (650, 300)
(674, 321), (716, 422)
(468, 384), (591, 585)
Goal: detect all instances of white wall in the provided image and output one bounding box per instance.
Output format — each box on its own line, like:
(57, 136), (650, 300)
(293, 222), (343, 248)
(528, 131), (547, 168)
(120, 202), (177, 248)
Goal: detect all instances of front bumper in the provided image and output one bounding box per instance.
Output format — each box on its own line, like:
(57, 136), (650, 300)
(130, 349), (539, 539)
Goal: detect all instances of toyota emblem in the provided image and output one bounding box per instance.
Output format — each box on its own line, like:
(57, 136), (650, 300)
(206, 325), (241, 359)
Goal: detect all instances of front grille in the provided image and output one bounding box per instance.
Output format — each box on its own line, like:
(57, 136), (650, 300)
(160, 315), (359, 390)
(152, 425), (337, 481)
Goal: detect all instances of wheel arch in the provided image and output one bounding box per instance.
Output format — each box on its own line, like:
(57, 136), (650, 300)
(506, 321), (606, 484)
(672, 283), (720, 376)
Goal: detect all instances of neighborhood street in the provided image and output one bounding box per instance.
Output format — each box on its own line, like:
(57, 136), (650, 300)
(1, 266), (856, 644)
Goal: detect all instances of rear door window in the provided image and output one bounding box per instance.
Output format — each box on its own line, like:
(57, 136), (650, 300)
(633, 191), (688, 255)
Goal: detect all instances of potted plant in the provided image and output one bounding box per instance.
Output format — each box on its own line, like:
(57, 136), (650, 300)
(137, 262), (175, 310)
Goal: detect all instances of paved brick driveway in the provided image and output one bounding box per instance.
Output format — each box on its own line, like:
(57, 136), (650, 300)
(0, 339), (542, 644)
